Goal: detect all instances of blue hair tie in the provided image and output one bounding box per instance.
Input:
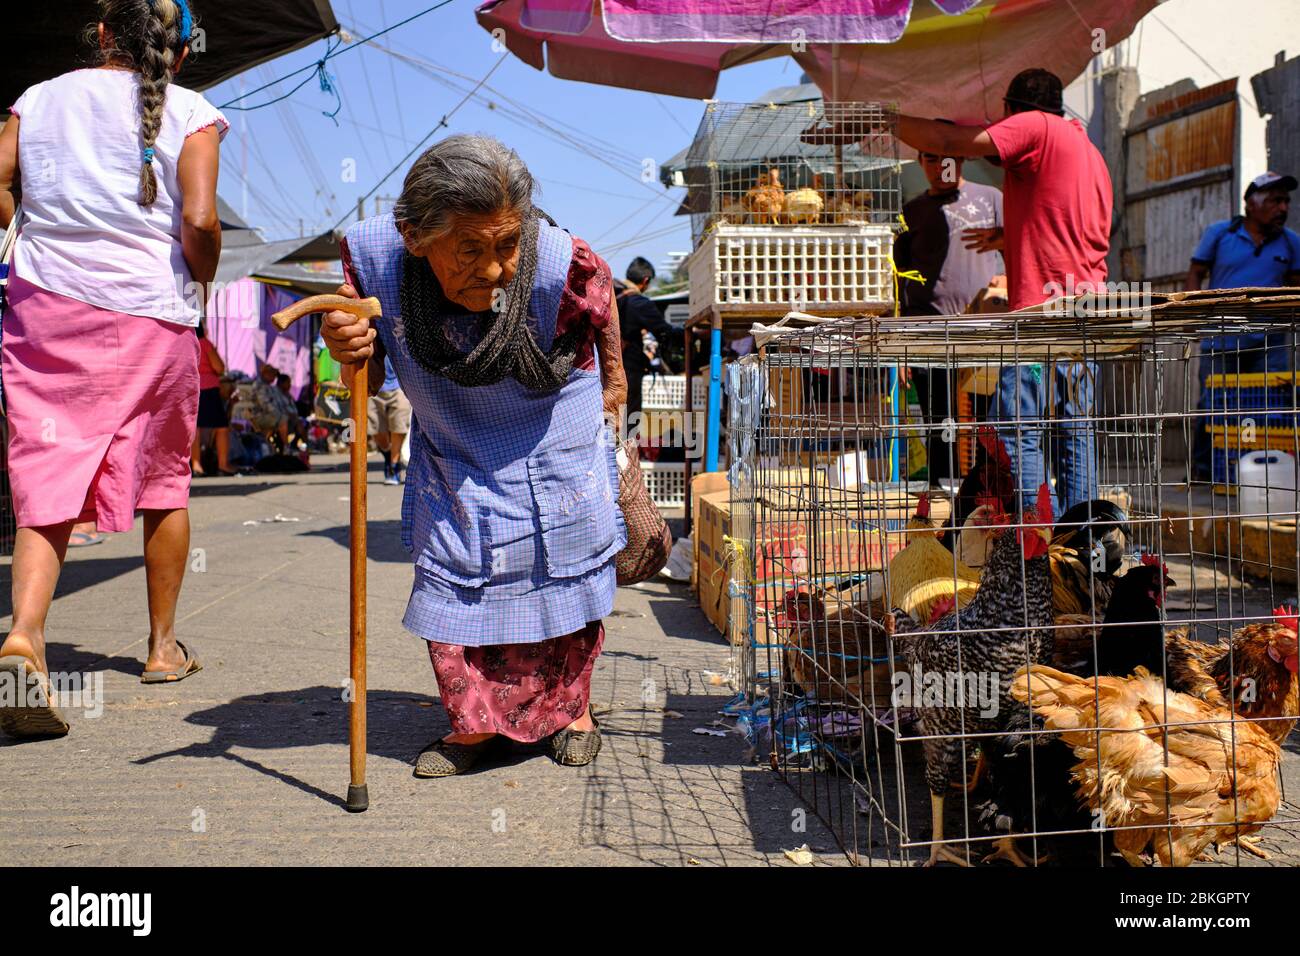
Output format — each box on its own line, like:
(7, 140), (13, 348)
(177, 0), (193, 43)
(148, 0), (194, 44)
(143, 147), (155, 164)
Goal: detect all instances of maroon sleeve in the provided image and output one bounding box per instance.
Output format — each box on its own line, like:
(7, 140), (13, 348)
(339, 237), (362, 296)
(559, 235), (614, 331)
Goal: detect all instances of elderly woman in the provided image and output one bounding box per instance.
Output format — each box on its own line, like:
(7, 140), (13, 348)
(322, 134), (627, 776)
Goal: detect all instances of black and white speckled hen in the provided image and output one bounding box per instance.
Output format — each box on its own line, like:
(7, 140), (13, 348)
(887, 482), (1056, 865)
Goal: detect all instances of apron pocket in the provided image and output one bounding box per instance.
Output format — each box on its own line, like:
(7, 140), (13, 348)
(412, 451), (491, 587)
(527, 438), (619, 578)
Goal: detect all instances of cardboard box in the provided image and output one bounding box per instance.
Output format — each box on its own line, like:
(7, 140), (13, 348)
(690, 472), (731, 593)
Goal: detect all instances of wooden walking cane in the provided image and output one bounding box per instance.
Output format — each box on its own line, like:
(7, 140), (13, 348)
(272, 294), (383, 813)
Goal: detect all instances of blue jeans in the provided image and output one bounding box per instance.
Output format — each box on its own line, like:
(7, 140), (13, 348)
(990, 363), (1098, 520)
(1192, 333), (1292, 478)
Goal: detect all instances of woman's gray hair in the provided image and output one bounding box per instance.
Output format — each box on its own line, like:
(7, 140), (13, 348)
(394, 134), (537, 253)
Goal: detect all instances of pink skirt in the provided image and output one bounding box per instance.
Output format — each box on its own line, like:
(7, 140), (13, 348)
(428, 622), (604, 742)
(2, 276), (198, 532)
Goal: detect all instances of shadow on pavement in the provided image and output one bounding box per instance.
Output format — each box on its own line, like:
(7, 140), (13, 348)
(300, 521), (410, 563)
(644, 592), (728, 646)
(0, 555), (144, 608)
(130, 685), (543, 808)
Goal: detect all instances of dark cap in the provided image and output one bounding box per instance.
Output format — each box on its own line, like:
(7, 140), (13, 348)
(1245, 171), (1298, 200)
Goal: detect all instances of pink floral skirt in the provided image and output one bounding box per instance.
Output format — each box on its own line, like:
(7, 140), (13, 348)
(427, 622), (604, 742)
(2, 276), (197, 532)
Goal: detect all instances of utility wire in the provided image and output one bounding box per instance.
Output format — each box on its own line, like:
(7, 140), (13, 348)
(329, 52), (509, 234)
(218, 0), (460, 112)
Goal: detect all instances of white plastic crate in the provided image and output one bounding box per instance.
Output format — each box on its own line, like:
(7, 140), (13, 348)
(642, 375), (710, 411)
(640, 460), (687, 509)
(688, 223), (895, 322)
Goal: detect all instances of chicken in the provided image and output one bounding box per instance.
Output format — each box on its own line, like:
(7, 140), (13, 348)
(886, 482), (1056, 865)
(1047, 499), (1130, 621)
(1203, 607), (1299, 745)
(1010, 665), (1282, 867)
(940, 426), (1016, 555)
(743, 168), (785, 224)
(976, 697), (1099, 866)
(955, 501), (1000, 569)
(1093, 567), (1300, 746)
(887, 492), (980, 625)
(782, 587), (889, 706)
(783, 174), (824, 224)
(1052, 498), (1129, 579)
(829, 189), (873, 224)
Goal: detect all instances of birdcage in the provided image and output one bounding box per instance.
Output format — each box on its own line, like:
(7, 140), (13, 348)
(680, 101), (902, 325)
(726, 291), (1300, 867)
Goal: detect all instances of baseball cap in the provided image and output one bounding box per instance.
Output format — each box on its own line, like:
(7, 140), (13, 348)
(1245, 172), (1298, 199)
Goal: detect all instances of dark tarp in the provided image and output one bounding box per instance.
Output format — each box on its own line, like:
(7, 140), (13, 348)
(3, 0), (338, 110)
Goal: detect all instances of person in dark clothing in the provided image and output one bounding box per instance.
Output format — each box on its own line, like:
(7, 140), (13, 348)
(895, 136), (1003, 483)
(617, 256), (681, 422)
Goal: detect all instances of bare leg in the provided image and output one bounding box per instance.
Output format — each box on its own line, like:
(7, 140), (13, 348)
(1, 522), (76, 676)
(925, 793), (971, 867)
(141, 509), (189, 673)
(190, 431), (205, 475)
(214, 427), (232, 472)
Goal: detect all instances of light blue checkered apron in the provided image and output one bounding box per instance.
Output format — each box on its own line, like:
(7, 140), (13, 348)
(345, 214), (624, 646)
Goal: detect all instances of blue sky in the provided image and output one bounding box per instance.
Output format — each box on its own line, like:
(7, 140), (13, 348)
(205, 0), (797, 279)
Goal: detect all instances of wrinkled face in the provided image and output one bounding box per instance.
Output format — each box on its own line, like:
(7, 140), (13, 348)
(423, 210), (522, 313)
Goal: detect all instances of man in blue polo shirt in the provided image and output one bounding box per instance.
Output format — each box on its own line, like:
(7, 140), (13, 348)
(1186, 172), (1300, 479)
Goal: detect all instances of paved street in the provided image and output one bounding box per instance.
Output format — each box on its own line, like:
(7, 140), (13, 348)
(0, 455), (839, 866)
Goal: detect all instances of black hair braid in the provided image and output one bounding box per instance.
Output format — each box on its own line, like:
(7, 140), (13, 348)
(401, 211), (584, 391)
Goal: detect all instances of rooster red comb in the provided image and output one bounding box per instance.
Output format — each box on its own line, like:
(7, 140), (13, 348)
(916, 491), (931, 519)
(1272, 604), (1298, 634)
(1031, 483), (1053, 524)
(1140, 552), (1160, 566)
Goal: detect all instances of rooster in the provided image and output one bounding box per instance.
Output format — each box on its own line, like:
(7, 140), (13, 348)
(887, 492), (980, 625)
(1010, 665), (1282, 867)
(886, 483), (1056, 865)
(743, 168), (785, 224)
(941, 426), (1016, 555)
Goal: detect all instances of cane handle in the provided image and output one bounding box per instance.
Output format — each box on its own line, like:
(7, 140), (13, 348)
(271, 295), (382, 332)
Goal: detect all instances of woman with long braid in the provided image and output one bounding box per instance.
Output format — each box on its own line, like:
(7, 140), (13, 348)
(0, 0), (225, 738)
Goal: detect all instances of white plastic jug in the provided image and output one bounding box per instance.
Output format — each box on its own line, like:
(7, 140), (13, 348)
(1236, 450), (1298, 518)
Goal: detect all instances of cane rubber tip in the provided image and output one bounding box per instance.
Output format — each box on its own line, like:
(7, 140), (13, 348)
(346, 784), (369, 813)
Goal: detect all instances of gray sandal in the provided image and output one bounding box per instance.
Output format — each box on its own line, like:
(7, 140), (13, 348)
(140, 640), (202, 684)
(550, 715), (602, 767)
(0, 656), (71, 739)
(413, 737), (498, 778)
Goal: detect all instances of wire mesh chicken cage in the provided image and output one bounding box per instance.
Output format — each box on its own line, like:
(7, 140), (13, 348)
(681, 101), (902, 325)
(726, 291), (1300, 867)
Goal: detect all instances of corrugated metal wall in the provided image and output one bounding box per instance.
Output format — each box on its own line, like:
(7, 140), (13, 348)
(1252, 53), (1300, 177)
(1120, 78), (1241, 464)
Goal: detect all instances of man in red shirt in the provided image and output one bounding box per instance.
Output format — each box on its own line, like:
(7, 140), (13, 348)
(893, 69), (1113, 517)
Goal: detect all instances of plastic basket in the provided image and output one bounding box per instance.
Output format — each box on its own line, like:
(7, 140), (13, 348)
(1207, 423), (1299, 492)
(1203, 370), (1300, 430)
(640, 460), (687, 509)
(642, 374), (710, 411)
(688, 223), (895, 322)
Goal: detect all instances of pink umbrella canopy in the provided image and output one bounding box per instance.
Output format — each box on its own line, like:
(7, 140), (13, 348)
(476, 0), (1157, 119)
